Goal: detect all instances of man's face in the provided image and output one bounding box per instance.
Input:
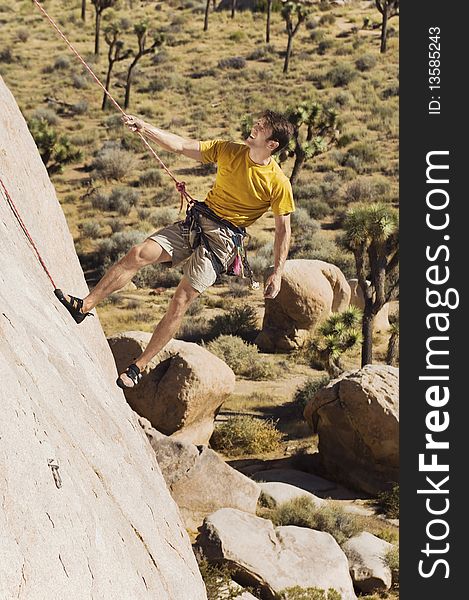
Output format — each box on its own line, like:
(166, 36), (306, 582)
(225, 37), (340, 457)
(245, 118), (278, 154)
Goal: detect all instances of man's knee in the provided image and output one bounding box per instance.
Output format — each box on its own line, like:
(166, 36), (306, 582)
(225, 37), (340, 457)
(124, 240), (167, 269)
(168, 279), (200, 318)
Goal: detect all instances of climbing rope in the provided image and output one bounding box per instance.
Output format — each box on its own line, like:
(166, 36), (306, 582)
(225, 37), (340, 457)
(0, 177), (57, 288)
(31, 0), (197, 210)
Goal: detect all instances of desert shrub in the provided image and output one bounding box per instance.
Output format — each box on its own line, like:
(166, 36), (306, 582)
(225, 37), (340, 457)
(310, 29), (326, 43)
(291, 208), (320, 234)
(246, 44), (276, 61)
(249, 241), (273, 276)
(137, 207), (152, 220)
(97, 230), (145, 269)
(108, 217), (125, 233)
(306, 201), (331, 220)
(16, 28), (29, 43)
(272, 497), (362, 545)
(381, 84), (399, 100)
(293, 182), (321, 201)
(341, 142), (379, 172)
(72, 73), (88, 89)
(81, 221), (101, 238)
(139, 168), (163, 187)
(177, 316), (211, 341)
(227, 280), (251, 298)
(326, 64), (357, 87)
(317, 39), (334, 55)
(54, 56), (70, 70)
(197, 557), (246, 600)
(210, 415), (283, 456)
(377, 484), (399, 519)
(132, 263), (182, 289)
(229, 30), (245, 42)
(209, 305), (258, 338)
(109, 187), (139, 214)
(279, 588), (342, 600)
(344, 175), (391, 203)
(293, 376), (330, 412)
(0, 47), (14, 63)
(91, 146), (137, 181)
(218, 56), (246, 70)
(355, 53), (377, 72)
(71, 100), (88, 115)
(319, 14), (335, 26)
(28, 118), (82, 175)
(32, 107), (59, 126)
(207, 335), (275, 380)
(384, 546), (399, 586)
(149, 207), (179, 228)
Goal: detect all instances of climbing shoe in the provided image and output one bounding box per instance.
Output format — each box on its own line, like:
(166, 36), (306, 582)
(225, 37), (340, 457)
(116, 364), (142, 389)
(54, 289), (94, 324)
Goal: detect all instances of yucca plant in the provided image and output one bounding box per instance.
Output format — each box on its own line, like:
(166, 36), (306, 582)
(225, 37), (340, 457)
(307, 307), (363, 376)
(342, 203), (399, 366)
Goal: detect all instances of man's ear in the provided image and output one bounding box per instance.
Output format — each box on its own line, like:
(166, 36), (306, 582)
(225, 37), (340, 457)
(268, 139), (279, 153)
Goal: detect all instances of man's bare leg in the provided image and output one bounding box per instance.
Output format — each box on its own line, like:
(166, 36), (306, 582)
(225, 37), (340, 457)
(118, 276), (200, 385)
(75, 239), (171, 313)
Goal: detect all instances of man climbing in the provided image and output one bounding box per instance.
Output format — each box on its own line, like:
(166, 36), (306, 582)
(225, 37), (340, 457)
(55, 110), (295, 388)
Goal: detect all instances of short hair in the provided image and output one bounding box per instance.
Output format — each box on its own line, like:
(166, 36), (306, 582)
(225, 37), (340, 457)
(260, 110), (295, 153)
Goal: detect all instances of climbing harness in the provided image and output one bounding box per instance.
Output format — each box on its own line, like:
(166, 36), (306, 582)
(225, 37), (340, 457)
(183, 202), (259, 289)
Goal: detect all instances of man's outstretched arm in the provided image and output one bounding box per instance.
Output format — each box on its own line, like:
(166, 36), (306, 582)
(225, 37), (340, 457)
(123, 115), (203, 161)
(264, 214), (291, 299)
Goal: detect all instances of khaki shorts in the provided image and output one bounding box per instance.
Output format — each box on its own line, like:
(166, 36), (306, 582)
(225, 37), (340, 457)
(147, 214), (238, 293)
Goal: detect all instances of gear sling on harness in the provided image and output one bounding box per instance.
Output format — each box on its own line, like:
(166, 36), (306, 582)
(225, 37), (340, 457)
(182, 202), (259, 289)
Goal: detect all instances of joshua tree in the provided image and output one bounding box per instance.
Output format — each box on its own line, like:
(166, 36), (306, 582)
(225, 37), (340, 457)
(386, 318), (399, 366)
(280, 101), (338, 186)
(375, 0), (399, 53)
(91, 0), (117, 56)
(81, 0), (86, 22)
(28, 118), (82, 175)
(266, 0), (273, 43)
(124, 22), (164, 110)
(102, 24), (132, 110)
(281, 1), (310, 73)
(307, 307), (363, 377)
(342, 203), (399, 366)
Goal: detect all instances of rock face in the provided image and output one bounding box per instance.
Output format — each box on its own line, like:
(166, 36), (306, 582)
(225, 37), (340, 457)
(256, 260), (351, 352)
(343, 532), (394, 593)
(304, 365), (399, 494)
(140, 418), (260, 530)
(108, 332), (235, 445)
(348, 279), (390, 332)
(197, 508), (356, 600)
(0, 77), (206, 599)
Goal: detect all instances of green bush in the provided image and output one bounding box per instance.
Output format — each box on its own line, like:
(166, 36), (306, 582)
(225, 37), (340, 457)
(139, 168), (163, 187)
(210, 415), (283, 456)
(279, 587), (342, 600)
(81, 221), (101, 239)
(272, 496), (362, 545)
(207, 335), (275, 380)
(91, 146), (137, 181)
(355, 54), (377, 72)
(326, 64), (357, 87)
(28, 118), (82, 175)
(197, 557), (246, 600)
(344, 176), (391, 203)
(377, 484), (399, 519)
(209, 305), (258, 338)
(384, 546), (399, 586)
(294, 376), (330, 412)
(32, 108), (59, 126)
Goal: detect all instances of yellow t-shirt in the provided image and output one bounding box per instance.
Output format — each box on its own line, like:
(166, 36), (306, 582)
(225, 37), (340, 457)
(199, 139), (295, 228)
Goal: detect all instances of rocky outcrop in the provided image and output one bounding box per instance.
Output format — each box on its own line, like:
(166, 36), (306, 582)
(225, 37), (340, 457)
(108, 333), (235, 445)
(197, 508), (356, 600)
(348, 279), (390, 332)
(304, 365), (399, 494)
(343, 532), (394, 593)
(140, 418), (260, 530)
(256, 260), (351, 352)
(0, 76), (206, 599)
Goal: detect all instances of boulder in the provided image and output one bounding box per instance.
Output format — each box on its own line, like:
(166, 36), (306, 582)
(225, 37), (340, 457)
(258, 482), (326, 508)
(343, 532), (395, 593)
(108, 333), (235, 445)
(140, 418), (260, 530)
(0, 76), (206, 599)
(197, 508), (356, 600)
(348, 279), (390, 332)
(304, 365), (399, 494)
(256, 260), (351, 352)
